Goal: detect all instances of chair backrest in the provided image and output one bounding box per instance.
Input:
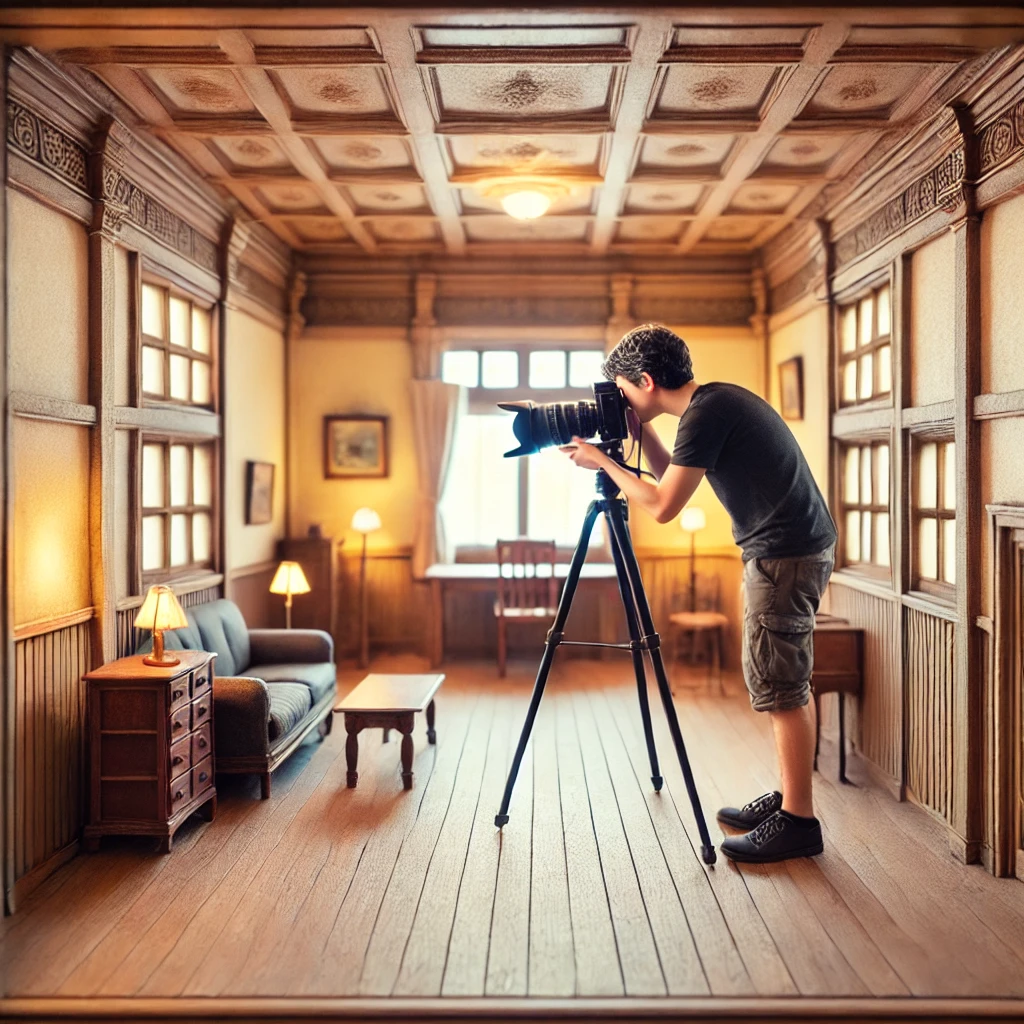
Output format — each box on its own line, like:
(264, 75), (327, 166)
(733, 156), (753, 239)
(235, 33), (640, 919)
(671, 570), (721, 613)
(496, 539), (558, 612)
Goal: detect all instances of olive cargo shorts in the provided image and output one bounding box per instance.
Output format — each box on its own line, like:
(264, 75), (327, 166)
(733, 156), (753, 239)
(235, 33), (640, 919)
(741, 547), (835, 713)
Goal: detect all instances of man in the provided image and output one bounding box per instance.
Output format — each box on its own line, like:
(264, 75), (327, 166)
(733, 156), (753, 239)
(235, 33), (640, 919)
(561, 323), (836, 863)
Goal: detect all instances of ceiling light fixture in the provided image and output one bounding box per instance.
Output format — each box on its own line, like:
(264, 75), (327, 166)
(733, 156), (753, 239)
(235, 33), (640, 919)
(483, 179), (569, 221)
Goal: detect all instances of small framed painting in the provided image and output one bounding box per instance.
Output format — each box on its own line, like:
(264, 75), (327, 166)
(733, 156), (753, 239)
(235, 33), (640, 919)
(778, 356), (804, 421)
(324, 415), (388, 479)
(245, 461), (275, 525)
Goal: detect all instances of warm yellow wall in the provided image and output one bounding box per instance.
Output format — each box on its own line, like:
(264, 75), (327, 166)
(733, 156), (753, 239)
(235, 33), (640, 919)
(12, 418), (92, 626)
(113, 246), (132, 408)
(114, 429), (131, 602)
(981, 191), (1024, 396)
(225, 308), (287, 569)
(910, 229), (956, 407)
(8, 189), (89, 405)
(769, 303), (829, 492)
(980, 417), (1024, 618)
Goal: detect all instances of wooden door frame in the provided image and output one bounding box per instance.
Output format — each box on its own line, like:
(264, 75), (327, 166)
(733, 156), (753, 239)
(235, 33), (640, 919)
(989, 504), (1024, 879)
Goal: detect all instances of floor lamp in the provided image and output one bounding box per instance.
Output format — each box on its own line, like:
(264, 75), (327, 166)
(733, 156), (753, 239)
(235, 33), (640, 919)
(352, 507), (381, 668)
(679, 506), (706, 612)
(270, 560), (310, 629)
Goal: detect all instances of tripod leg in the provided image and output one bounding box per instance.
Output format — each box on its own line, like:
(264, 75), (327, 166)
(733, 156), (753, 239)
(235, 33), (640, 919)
(604, 504), (718, 866)
(607, 507), (662, 791)
(495, 500), (601, 828)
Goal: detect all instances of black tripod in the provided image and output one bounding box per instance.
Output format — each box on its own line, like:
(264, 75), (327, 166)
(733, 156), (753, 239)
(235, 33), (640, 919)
(493, 442), (718, 865)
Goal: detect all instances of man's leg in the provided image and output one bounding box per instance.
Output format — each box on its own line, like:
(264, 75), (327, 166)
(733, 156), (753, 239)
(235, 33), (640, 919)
(770, 699), (816, 819)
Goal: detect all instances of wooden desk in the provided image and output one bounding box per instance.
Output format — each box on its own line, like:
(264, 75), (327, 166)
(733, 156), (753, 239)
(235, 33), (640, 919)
(812, 613), (864, 783)
(424, 562), (620, 668)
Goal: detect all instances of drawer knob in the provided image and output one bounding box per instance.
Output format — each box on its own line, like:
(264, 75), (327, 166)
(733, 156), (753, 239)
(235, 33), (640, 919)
(173, 721), (183, 730)
(198, 737), (207, 748)
(174, 789), (184, 800)
(196, 676), (206, 686)
(198, 771), (208, 783)
(172, 756), (183, 765)
(196, 705), (207, 717)
(173, 689), (184, 701)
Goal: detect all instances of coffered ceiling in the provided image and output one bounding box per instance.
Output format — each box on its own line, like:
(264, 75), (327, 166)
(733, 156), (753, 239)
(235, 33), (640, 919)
(15, 7), (1024, 260)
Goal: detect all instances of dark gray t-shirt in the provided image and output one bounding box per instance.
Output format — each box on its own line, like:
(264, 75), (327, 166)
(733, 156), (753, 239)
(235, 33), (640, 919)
(671, 382), (836, 561)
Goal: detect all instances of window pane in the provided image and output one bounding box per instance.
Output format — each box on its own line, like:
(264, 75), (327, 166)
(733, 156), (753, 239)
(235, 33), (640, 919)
(193, 445), (213, 507)
(169, 296), (190, 348)
(942, 518), (957, 584)
(843, 447), (860, 504)
(481, 350), (518, 389)
(877, 444), (890, 506)
(170, 514), (189, 567)
(440, 414), (519, 548)
(141, 284), (165, 339)
(877, 344), (892, 394)
(193, 512), (212, 563)
(192, 360), (211, 405)
(919, 518), (938, 580)
(142, 345), (165, 395)
(943, 442), (956, 510)
(861, 446), (873, 506)
(859, 295), (874, 347)
(529, 350), (566, 389)
(842, 361), (857, 404)
(191, 307), (212, 354)
(170, 445), (190, 507)
(876, 513), (890, 567)
(918, 442), (937, 509)
(845, 510), (861, 563)
(877, 285), (891, 336)
(142, 443), (165, 508)
(142, 515), (165, 571)
(170, 354), (190, 401)
(528, 446), (603, 546)
(840, 306), (857, 354)
(569, 350), (606, 388)
(861, 510), (873, 564)
(858, 353), (874, 399)
(441, 350), (479, 388)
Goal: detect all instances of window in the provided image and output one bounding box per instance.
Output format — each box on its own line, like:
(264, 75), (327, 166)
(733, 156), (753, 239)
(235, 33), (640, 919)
(141, 438), (216, 580)
(141, 280), (215, 407)
(913, 437), (956, 594)
(440, 346), (607, 552)
(838, 282), (892, 406)
(839, 441), (891, 573)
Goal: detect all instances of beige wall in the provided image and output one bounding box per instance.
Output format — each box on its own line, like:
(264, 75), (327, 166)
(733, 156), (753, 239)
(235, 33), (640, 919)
(224, 308), (287, 569)
(8, 189), (89, 405)
(910, 229), (956, 407)
(981, 191), (1024, 396)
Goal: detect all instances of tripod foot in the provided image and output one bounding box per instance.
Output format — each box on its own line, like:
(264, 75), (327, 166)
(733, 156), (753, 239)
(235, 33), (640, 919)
(651, 775), (663, 792)
(494, 813), (509, 828)
(701, 844), (717, 865)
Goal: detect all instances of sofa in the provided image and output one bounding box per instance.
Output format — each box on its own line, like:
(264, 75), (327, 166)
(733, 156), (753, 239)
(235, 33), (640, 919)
(138, 598), (336, 798)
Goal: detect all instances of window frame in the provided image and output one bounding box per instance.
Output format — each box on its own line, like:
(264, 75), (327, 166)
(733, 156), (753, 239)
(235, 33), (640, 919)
(909, 428), (956, 602)
(835, 275), (893, 410)
(835, 435), (892, 582)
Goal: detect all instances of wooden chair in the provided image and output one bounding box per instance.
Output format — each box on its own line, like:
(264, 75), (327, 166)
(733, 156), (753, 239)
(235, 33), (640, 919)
(495, 539), (558, 677)
(668, 572), (729, 695)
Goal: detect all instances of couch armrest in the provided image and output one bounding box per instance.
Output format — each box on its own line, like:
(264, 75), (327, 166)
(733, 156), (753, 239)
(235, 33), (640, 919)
(213, 676), (271, 759)
(248, 628), (334, 666)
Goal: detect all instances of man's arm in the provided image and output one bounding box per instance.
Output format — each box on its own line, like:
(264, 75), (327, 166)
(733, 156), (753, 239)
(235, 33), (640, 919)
(633, 422), (671, 481)
(581, 450), (705, 524)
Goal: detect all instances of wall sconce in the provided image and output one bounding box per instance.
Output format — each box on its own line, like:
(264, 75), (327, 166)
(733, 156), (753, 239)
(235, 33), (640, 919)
(352, 507), (382, 668)
(270, 560), (311, 629)
(135, 585), (189, 667)
(679, 506), (707, 612)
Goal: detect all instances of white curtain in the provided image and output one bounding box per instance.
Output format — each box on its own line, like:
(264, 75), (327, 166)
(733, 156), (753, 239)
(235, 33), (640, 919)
(410, 379), (464, 578)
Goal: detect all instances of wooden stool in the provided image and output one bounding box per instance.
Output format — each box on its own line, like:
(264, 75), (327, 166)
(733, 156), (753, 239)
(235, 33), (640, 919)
(669, 610), (729, 696)
(811, 614), (864, 783)
(334, 673), (444, 790)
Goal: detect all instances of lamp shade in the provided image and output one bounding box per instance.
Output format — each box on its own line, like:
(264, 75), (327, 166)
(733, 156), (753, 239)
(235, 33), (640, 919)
(269, 560), (311, 596)
(134, 585), (188, 631)
(351, 507), (382, 534)
(679, 506), (707, 533)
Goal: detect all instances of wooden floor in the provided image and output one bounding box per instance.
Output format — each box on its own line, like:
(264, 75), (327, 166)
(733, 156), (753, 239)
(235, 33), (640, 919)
(4, 656), (1024, 1006)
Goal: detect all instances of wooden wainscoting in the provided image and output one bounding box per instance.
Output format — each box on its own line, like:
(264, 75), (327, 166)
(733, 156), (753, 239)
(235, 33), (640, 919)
(7, 613), (92, 913)
(227, 561), (279, 630)
(114, 577), (223, 659)
(905, 604), (956, 827)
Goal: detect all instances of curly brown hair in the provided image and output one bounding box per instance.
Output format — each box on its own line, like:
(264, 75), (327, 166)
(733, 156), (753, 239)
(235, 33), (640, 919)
(601, 323), (693, 390)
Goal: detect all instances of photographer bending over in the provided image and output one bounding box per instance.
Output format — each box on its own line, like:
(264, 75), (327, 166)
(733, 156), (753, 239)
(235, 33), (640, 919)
(561, 323), (837, 864)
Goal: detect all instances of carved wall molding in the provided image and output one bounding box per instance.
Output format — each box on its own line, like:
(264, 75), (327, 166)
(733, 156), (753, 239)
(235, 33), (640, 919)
(770, 252), (825, 314)
(230, 259), (284, 315)
(300, 295), (414, 327)
(631, 295), (756, 327)
(979, 96), (1024, 178)
(6, 99), (88, 195)
(435, 294), (610, 326)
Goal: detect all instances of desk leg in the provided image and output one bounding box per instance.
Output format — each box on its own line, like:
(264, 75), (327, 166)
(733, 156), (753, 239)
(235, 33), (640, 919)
(399, 712), (415, 790)
(430, 579), (443, 668)
(346, 716), (362, 788)
(838, 693), (849, 784)
(426, 699), (436, 744)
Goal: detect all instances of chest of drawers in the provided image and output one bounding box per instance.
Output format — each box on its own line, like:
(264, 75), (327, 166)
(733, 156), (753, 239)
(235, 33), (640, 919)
(83, 650), (217, 853)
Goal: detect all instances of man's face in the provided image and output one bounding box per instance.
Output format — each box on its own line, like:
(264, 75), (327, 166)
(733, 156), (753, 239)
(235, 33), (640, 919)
(614, 373), (658, 422)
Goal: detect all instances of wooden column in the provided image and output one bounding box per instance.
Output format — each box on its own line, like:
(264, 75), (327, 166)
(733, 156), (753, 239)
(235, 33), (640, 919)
(284, 269), (306, 540)
(410, 272), (439, 380)
(605, 273), (633, 353)
(749, 260), (770, 399)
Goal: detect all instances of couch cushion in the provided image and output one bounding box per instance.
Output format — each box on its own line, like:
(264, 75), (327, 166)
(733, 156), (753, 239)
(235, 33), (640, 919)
(189, 600), (251, 677)
(267, 682), (312, 741)
(246, 662), (336, 704)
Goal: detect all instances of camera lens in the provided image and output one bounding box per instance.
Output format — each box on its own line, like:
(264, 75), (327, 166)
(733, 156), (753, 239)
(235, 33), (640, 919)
(499, 400), (598, 457)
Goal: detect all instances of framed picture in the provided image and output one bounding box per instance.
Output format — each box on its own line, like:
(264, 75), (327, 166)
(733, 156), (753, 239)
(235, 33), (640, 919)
(245, 461), (275, 525)
(324, 415), (388, 479)
(778, 356), (804, 421)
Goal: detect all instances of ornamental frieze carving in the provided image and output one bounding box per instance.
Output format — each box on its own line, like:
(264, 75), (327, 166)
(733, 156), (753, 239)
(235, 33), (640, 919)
(301, 295), (414, 326)
(6, 100), (88, 193)
(769, 255), (824, 315)
(435, 295), (611, 325)
(632, 296), (755, 326)
(231, 261), (284, 313)
(979, 97), (1024, 176)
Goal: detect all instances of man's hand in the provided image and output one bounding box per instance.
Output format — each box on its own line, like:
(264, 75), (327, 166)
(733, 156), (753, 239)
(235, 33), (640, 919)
(559, 436), (607, 471)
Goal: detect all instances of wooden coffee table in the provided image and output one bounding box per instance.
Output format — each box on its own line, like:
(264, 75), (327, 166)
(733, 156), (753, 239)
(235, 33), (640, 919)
(333, 673), (444, 789)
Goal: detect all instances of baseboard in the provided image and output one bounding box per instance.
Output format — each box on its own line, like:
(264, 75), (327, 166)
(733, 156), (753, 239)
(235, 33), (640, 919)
(856, 753), (904, 802)
(7, 839), (80, 914)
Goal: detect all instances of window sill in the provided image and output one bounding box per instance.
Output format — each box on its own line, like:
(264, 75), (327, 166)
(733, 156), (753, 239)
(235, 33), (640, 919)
(829, 569), (896, 601)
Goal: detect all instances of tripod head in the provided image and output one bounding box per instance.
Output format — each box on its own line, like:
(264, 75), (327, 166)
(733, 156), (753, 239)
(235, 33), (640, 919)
(588, 438), (640, 500)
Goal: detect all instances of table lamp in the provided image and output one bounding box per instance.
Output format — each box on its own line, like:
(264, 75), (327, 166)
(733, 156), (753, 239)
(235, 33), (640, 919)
(270, 560), (311, 629)
(135, 585), (189, 667)
(680, 506), (706, 612)
(352, 507), (381, 668)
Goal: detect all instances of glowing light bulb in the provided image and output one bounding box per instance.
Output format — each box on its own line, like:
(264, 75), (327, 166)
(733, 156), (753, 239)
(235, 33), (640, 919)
(500, 190), (551, 220)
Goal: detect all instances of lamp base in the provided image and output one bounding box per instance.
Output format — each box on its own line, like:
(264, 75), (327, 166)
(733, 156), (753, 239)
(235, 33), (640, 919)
(142, 653), (181, 667)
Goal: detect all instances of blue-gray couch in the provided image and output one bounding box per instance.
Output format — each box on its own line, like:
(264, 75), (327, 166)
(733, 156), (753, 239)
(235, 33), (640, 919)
(139, 598), (336, 798)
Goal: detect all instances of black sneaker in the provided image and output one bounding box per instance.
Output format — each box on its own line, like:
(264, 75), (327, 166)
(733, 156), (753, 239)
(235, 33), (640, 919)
(716, 790), (782, 831)
(720, 810), (824, 863)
